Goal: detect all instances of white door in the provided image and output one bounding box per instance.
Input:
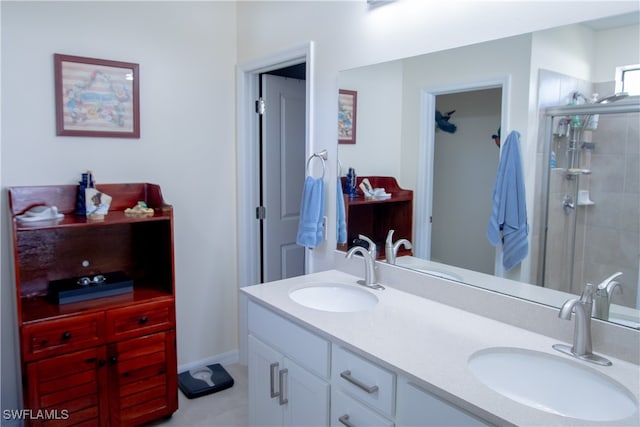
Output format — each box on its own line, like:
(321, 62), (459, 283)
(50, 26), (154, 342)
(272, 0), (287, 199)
(261, 74), (306, 282)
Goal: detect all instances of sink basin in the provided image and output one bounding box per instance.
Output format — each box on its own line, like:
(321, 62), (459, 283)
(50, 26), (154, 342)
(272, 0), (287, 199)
(468, 347), (638, 421)
(289, 283), (378, 312)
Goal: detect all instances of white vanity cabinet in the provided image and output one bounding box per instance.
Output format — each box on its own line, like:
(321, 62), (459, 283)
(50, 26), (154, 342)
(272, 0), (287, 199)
(396, 377), (491, 426)
(247, 299), (494, 427)
(248, 301), (331, 426)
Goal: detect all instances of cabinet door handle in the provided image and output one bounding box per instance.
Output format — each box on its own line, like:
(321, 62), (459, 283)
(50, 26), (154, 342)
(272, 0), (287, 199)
(110, 356), (118, 365)
(278, 368), (288, 406)
(269, 362), (280, 398)
(138, 316), (148, 324)
(338, 414), (355, 427)
(340, 370), (378, 394)
(61, 331), (72, 341)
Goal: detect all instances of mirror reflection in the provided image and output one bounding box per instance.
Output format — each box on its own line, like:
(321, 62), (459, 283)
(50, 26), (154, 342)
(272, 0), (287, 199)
(337, 13), (640, 328)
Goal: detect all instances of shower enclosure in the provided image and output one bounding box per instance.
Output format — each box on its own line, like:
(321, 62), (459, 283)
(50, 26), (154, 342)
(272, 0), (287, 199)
(539, 96), (640, 316)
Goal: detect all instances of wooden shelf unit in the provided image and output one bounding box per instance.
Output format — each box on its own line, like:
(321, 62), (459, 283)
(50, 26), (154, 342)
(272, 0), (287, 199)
(339, 176), (413, 260)
(8, 183), (178, 427)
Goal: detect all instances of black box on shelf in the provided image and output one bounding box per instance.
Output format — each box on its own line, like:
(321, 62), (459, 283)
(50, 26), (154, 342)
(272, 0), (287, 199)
(48, 271), (133, 304)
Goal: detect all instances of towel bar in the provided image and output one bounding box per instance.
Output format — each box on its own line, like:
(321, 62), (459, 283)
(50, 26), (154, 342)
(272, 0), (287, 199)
(306, 149), (328, 179)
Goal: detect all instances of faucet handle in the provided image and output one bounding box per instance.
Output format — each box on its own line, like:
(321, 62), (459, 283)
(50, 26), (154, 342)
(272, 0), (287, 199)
(357, 234), (377, 259)
(579, 283), (596, 304)
(597, 272), (623, 290)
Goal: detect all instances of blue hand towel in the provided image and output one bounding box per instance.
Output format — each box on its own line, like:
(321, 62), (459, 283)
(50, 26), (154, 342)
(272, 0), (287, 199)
(487, 130), (528, 271)
(336, 178), (347, 244)
(296, 176), (325, 248)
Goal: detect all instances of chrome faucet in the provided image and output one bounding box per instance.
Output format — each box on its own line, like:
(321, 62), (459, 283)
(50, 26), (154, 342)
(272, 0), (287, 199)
(553, 283), (612, 366)
(384, 230), (412, 264)
(593, 272), (623, 321)
(345, 245), (384, 290)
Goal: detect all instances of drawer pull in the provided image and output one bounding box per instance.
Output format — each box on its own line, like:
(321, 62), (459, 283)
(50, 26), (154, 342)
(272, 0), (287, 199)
(138, 316), (148, 324)
(61, 331), (72, 341)
(269, 362), (280, 398)
(110, 356), (118, 365)
(340, 370), (378, 394)
(278, 368), (288, 406)
(338, 414), (355, 427)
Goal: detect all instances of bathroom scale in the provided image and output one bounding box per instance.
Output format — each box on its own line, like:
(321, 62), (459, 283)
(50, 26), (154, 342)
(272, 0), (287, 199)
(178, 363), (234, 399)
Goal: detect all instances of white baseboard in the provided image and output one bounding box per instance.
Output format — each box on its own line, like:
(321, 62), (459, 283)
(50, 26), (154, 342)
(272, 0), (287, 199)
(177, 349), (240, 373)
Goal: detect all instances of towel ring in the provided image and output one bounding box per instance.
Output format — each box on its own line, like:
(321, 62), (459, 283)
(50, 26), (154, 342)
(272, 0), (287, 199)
(306, 149), (328, 179)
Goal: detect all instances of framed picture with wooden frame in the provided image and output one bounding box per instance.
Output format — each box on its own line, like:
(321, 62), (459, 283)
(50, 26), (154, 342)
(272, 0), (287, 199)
(54, 54), (140, 138)
(338, 89), (357, 144)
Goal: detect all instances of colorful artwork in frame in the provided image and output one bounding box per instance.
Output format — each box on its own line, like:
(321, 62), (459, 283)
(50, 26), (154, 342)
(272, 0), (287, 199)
(54, 54), (140, 138)
(338, 89), (357, 144)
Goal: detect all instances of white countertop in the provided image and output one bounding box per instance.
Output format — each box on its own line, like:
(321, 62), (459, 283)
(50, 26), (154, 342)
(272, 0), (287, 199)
(241, 269), (640, 427)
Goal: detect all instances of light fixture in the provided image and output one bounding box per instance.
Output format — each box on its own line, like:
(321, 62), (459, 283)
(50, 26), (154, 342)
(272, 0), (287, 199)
(367, 0), (395, 5)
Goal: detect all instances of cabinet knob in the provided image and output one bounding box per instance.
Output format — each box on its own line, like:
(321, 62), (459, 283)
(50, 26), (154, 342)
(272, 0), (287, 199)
(138, 316), (148, 325)
(110, 356), (118, 365)
(98, 359), (106, 367)
(61, 331), (72, 341)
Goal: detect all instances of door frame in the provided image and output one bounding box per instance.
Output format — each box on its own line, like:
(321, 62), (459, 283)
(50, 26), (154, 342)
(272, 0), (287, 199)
(415, 77), (510, 271)
(236, 42), (314, 363)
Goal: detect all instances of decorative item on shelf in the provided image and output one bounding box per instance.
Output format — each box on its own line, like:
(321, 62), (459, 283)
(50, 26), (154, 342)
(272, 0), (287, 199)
(345, 167), (358, 198)
(125, 201), (154, 216)
(75, 170), (94, 215)
(48, 271), (133, 304)
(16, 205), (64, 223)
(85, 187), (112, 220)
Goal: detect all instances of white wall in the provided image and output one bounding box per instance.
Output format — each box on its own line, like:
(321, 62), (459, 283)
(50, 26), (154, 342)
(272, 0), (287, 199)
(338, 60), (403, 177)
(1, 1), (237, 413)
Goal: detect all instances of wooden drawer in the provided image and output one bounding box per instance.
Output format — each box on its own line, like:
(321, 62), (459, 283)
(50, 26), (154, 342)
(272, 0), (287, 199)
(332, 346), (396, 418)
(22, 313), (105, 361)
(106, 300), (175, 341)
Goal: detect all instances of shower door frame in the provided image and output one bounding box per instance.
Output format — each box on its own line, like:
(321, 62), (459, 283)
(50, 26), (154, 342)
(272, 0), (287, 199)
(539, 99), (640, 289)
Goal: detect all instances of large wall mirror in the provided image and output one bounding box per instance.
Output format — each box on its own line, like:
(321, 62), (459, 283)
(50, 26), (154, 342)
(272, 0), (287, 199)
(337, 12), (640, 329)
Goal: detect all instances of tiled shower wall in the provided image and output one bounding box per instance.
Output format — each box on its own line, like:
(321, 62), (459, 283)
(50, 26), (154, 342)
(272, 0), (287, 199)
(536, 70), (639, 309)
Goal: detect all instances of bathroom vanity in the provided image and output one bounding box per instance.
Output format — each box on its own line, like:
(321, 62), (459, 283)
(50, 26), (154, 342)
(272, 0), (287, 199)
(8, 184), (178, 426)
(241, 269), (639, 426)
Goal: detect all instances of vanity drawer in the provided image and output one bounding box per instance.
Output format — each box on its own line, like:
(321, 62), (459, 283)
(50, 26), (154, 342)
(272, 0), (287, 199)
(331, 389), (394, 427)
(332, 346), (395, 418)
(106, 300), (175, 341)
(22, 313), (105, 361)
(248, 300), (330, 379)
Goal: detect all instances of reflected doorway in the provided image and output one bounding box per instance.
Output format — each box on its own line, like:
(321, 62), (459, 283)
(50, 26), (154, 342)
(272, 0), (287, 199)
(418, 85), (503, 275)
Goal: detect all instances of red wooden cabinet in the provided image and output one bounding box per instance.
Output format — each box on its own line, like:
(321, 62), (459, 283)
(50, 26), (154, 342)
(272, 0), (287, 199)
(8, 183), (178, 426)
(339, 176), (413, 260)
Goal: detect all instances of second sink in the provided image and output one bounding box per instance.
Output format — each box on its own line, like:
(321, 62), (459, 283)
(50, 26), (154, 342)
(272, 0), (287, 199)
(289, 283), (378, 312)
(468, 347), (638, 422)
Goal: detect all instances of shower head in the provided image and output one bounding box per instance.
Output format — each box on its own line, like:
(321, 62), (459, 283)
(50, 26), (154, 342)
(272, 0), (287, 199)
(596, 92), (629, 104)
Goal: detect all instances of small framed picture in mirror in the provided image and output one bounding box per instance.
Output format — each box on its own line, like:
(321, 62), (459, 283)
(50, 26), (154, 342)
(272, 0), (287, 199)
(338, 89), (357, 144)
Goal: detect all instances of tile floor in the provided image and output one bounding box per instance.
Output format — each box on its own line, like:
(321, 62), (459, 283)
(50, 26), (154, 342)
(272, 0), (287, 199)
(149, 364), (249, 427)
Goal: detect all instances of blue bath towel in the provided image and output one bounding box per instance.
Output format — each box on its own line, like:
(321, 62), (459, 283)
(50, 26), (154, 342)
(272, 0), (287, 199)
(336, 178), (347, 244)
(487, 130), (528, 271)
(296, 176), (325, 248)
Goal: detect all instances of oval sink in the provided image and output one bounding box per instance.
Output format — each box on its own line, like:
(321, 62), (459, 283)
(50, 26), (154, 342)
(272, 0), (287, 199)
(468, 347), (638, 421)
(289, 283), (378, 312)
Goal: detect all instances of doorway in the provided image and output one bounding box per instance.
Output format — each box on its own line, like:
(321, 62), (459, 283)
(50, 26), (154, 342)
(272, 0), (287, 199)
(236, 42), (313, 364)
(259, 67), (306, 283)
(431, 88), (501, 274)
(415, 80), (508, 276)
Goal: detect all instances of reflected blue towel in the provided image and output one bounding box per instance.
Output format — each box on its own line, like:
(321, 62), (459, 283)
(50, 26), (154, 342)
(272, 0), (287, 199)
(487, 130), (528, 271)
(296, 176), (325, 248)
(336, 178), (347, 244)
